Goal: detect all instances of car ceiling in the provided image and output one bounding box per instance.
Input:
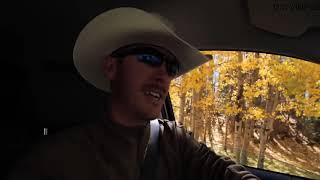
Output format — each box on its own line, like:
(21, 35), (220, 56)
(3, 0), (320, 128)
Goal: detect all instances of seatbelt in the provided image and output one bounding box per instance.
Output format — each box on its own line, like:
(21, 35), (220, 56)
(140, 119), (161, 180)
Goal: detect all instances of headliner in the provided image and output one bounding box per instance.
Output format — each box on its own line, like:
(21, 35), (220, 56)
(3, 0), (319, 128)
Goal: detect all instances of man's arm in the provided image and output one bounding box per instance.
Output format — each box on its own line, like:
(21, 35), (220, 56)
(167, 121), (259, 180)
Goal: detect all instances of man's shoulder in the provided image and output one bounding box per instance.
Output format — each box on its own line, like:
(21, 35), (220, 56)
(157, 118), (181, 127)
(157, 119), (189, 134)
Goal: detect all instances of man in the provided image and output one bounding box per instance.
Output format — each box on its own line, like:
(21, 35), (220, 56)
(7, 7), (259, 180)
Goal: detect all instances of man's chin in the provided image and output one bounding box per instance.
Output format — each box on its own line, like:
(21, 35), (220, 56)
(143, 111), (161, 121)
(138, 105), (162, 120)
(145, 114), (159, 120)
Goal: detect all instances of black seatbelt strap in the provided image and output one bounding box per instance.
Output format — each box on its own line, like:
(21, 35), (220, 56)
(140, 119), (160, 180)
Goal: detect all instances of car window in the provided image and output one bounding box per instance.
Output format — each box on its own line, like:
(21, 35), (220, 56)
(169, 51), (320, 179)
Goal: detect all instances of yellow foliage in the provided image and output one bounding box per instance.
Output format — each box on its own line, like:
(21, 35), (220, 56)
(169, 50), (320, 124)
(244, 107), (265, 120)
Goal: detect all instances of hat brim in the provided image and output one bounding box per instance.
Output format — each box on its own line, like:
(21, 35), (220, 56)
(73, 7), (208, 92)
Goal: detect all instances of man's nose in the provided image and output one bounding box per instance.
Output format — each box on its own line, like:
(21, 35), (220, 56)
(157, 63), (168, 76)
(154, 63), (171, 83)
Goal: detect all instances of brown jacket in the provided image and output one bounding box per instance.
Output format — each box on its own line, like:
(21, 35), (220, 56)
(7, 119), (259, 180)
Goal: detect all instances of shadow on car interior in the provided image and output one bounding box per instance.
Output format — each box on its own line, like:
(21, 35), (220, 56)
(3, 0), (319, 179)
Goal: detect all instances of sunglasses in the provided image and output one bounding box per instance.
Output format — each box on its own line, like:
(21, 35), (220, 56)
(110, 45), (180, 77)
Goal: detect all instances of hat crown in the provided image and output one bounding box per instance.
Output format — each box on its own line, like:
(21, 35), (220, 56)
(73, 7), (208, 92)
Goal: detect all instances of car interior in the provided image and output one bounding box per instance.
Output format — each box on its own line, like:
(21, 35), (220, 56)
(3, 0), (319, 179)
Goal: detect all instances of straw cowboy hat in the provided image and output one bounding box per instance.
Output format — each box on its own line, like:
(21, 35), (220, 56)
(73, 7), (208, 92)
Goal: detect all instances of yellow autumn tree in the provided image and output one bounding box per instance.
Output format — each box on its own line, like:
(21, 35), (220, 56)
(170, 50), (320, 172)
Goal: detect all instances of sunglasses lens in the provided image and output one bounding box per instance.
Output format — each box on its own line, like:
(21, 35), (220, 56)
(111, 45), (179, 77)
(136, 54), (163, 67)
(167, 62), (179, 77)
(136, 54), (179, 77)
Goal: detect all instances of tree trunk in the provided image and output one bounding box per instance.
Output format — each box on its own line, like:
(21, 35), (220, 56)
(233, 52), (245, 163)
(191, 89), (199, 140)
(240, 67), (259, 165)
(250, 120), (255, 140)
(240, 119), (254, 165)
(203, 117), (207, 143)
(178, 92), (186, 124)
(184, 98), (191, 130)
(229, 117), (235, 153)
(257, 85), (279, 168)
(234, 119), (242, 163)
(257, 120), (268, 169)
(224, 118), (229, 152)
(207, 118), (214, 148)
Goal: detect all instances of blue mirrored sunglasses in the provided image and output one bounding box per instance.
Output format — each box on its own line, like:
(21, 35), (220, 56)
(110, 45), (180, 77)
(135, 54), (179, 77)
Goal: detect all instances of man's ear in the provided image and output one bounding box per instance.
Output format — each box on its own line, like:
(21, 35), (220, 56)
(102, 56), (118, 80)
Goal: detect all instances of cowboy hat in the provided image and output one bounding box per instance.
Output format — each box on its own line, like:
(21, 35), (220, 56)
(73, 7), (208, 92)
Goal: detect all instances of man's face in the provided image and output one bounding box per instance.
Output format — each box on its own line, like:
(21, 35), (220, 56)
(105, 46), (178, 121)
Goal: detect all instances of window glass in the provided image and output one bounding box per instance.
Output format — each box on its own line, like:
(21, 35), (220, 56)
(169, 51), (320, 179)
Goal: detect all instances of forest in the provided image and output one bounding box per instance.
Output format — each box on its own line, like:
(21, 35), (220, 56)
(169, 51), (320, 179)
